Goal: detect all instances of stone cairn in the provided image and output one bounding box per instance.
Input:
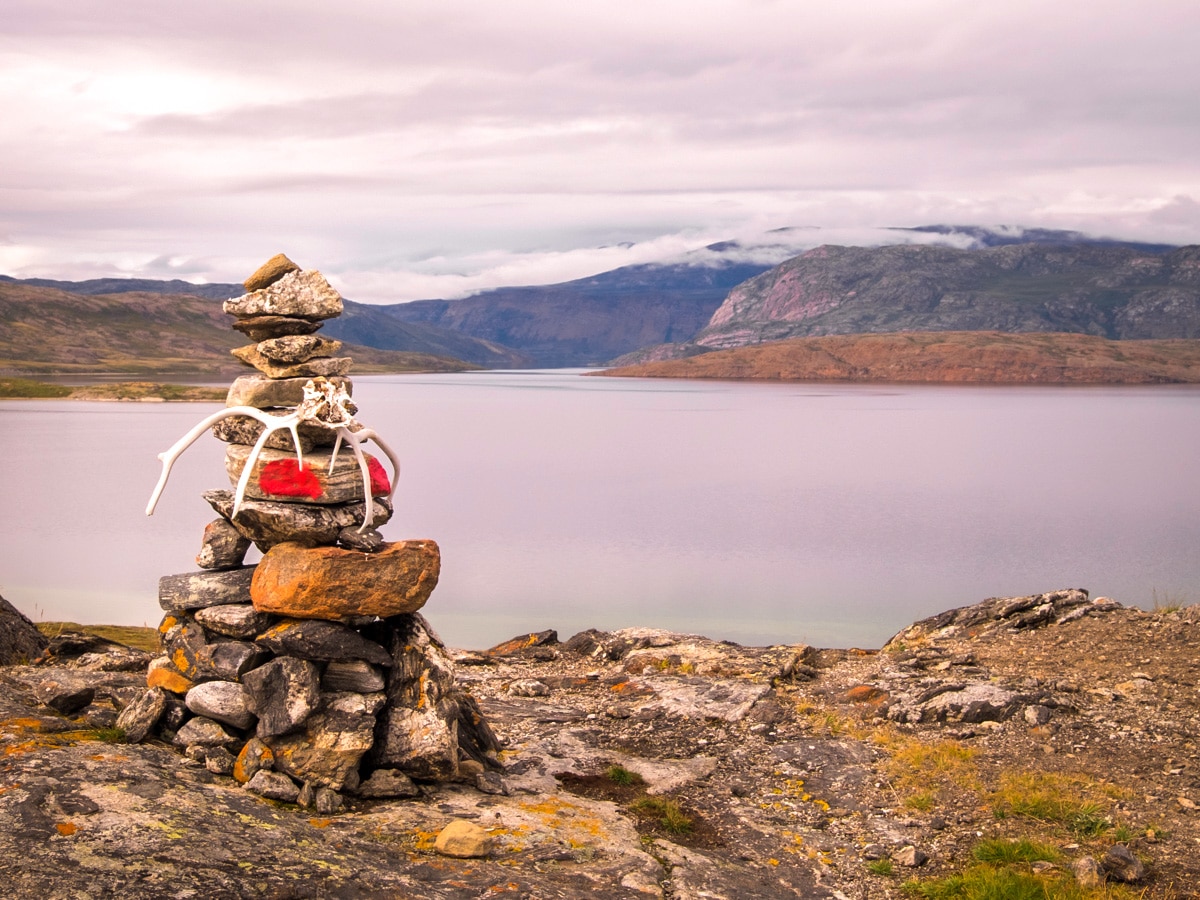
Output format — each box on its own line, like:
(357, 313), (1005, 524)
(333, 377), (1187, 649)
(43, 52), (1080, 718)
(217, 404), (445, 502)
(119, 254), (500, 813)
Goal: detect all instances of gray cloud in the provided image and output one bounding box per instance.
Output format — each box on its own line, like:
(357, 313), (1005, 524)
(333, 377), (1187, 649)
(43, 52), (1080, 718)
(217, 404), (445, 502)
(1, 1), (1198, 300)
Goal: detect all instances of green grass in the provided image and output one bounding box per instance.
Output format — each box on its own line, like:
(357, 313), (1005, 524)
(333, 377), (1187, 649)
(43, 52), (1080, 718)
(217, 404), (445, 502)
(632, 797), (693, 835)
(607, 765), (646, 787)
(991, 772), (1125, 838)
(0, 377), (72, 398)
(972, 838), (1059, 865)
(0, 377), (226, 402)
(38, 622), (160, 653)
(904, 844), (1140, 900)
(867, 858), (895, 876)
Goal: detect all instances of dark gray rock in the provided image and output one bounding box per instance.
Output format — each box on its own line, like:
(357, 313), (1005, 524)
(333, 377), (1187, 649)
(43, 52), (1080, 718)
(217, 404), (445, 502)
(204, 490), (392, 550)
(337, 525), (385, 552)
(314, 786), (344, 814)
(257, 619), (391, 667)
(33, 676), (95, 716)
(115, 688), (168, 743)
(243, 657), (321, 738)
(194, 604), (276, 641)
(204, 747), (236, 776)
(159, 568), (255, 612)
(356, 768), (420, 799)
(1102, 844), (1146, 883)
(197, 641), (271, 681)
(196, 518), (251, 570)
(321, 660), (386, 694)
(244, 770), (301, 803)
(0, 593), (48, 665)
(231, 314), (322, 343)
(211, 412), (338, 452)
(159, 616), (209, 680)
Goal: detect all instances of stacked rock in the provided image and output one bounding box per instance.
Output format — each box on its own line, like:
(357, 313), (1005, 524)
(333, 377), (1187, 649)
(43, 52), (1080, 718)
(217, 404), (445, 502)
(120, 255), (499, 812)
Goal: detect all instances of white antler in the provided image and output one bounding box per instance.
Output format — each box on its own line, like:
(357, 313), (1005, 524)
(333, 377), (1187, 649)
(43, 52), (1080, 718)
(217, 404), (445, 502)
(147, 381), (399, 534)
(146, 405), (295, 516)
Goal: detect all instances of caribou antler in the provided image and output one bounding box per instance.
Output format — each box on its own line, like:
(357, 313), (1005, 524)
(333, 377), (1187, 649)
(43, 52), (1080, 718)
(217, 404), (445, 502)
(146, 379), (398, 531)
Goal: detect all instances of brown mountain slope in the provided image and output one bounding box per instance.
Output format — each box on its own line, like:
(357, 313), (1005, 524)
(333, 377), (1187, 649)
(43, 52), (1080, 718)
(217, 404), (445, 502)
(598, 331), (1200, 384)
(0, 282), (473, 376)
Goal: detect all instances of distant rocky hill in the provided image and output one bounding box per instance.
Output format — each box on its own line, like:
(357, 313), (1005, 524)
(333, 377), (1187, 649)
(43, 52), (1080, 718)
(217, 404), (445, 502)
(618, 243), (1200, 364)
(376, 257), (774, 368)
(599, 331), (1200, 384)
(0, 282), (475, 377)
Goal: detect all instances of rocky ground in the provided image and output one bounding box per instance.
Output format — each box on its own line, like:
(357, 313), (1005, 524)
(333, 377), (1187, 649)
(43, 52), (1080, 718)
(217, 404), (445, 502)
(2, 589), (1198, 899)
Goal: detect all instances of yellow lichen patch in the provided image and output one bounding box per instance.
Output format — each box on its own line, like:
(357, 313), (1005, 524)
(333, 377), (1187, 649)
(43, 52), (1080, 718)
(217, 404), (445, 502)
(411, 828), (440, 851)
(158, 616), (177, 634)
(308, 818), (333, 828)
(55, 822), (78, 836)
(768, 858), (780, 866)
(2, 717), (48, 732)
(517, 796), (607, 841)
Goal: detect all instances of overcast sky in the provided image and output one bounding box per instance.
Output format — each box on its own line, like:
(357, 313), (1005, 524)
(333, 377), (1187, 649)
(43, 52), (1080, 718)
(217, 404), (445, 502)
(2, 0), (1198, 302)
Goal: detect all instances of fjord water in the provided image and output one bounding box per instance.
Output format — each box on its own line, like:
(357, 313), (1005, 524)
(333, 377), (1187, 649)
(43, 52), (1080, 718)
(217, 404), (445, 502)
(2, 372), (1197, 650)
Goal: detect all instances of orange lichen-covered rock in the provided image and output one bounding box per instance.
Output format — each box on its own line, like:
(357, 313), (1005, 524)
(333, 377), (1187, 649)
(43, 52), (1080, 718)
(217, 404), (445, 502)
(147, 657), (195, 695)
(250, 540), (440, 619)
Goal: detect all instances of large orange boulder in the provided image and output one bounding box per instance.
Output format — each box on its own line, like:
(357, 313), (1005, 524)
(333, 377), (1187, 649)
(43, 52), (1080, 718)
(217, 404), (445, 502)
(250, 540), (440, 619)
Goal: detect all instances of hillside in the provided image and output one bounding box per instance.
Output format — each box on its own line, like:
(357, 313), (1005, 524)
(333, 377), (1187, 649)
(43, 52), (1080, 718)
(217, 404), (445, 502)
(599, 331), (1200, 384)
(0, 282), (474, 377)
(616, 243), (1200, 364)
(380, 257), (774, 367)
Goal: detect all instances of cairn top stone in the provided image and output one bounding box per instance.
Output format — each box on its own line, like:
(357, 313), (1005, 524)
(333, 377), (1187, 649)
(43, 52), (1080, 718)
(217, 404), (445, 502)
(224, 270), (343, 321)
(243, 253), (301, 292)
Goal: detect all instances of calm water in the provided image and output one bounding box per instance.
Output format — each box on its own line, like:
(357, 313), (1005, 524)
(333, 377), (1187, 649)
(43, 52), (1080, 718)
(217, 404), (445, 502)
(1, 372), (1198, 649)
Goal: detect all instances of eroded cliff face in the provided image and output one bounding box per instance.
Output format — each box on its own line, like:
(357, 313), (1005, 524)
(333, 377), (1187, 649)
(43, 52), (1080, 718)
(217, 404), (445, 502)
(694, 243), (1200, 352)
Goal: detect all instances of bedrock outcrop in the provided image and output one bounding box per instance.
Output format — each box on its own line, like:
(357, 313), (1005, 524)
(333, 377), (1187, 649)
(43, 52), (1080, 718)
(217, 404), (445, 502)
(3, 590), (1199, 898)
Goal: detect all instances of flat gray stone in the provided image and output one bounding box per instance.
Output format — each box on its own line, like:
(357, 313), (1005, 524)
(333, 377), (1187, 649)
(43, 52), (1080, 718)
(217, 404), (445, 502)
(322, 660), (386, 694)
(256, 619), (391, 667)
(194, 604), (276, 641)
(225, 374), (351, 410)
(204, 490), (390, 551)
(159, 568), (255, 612)
(231, 315), (322, 343)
